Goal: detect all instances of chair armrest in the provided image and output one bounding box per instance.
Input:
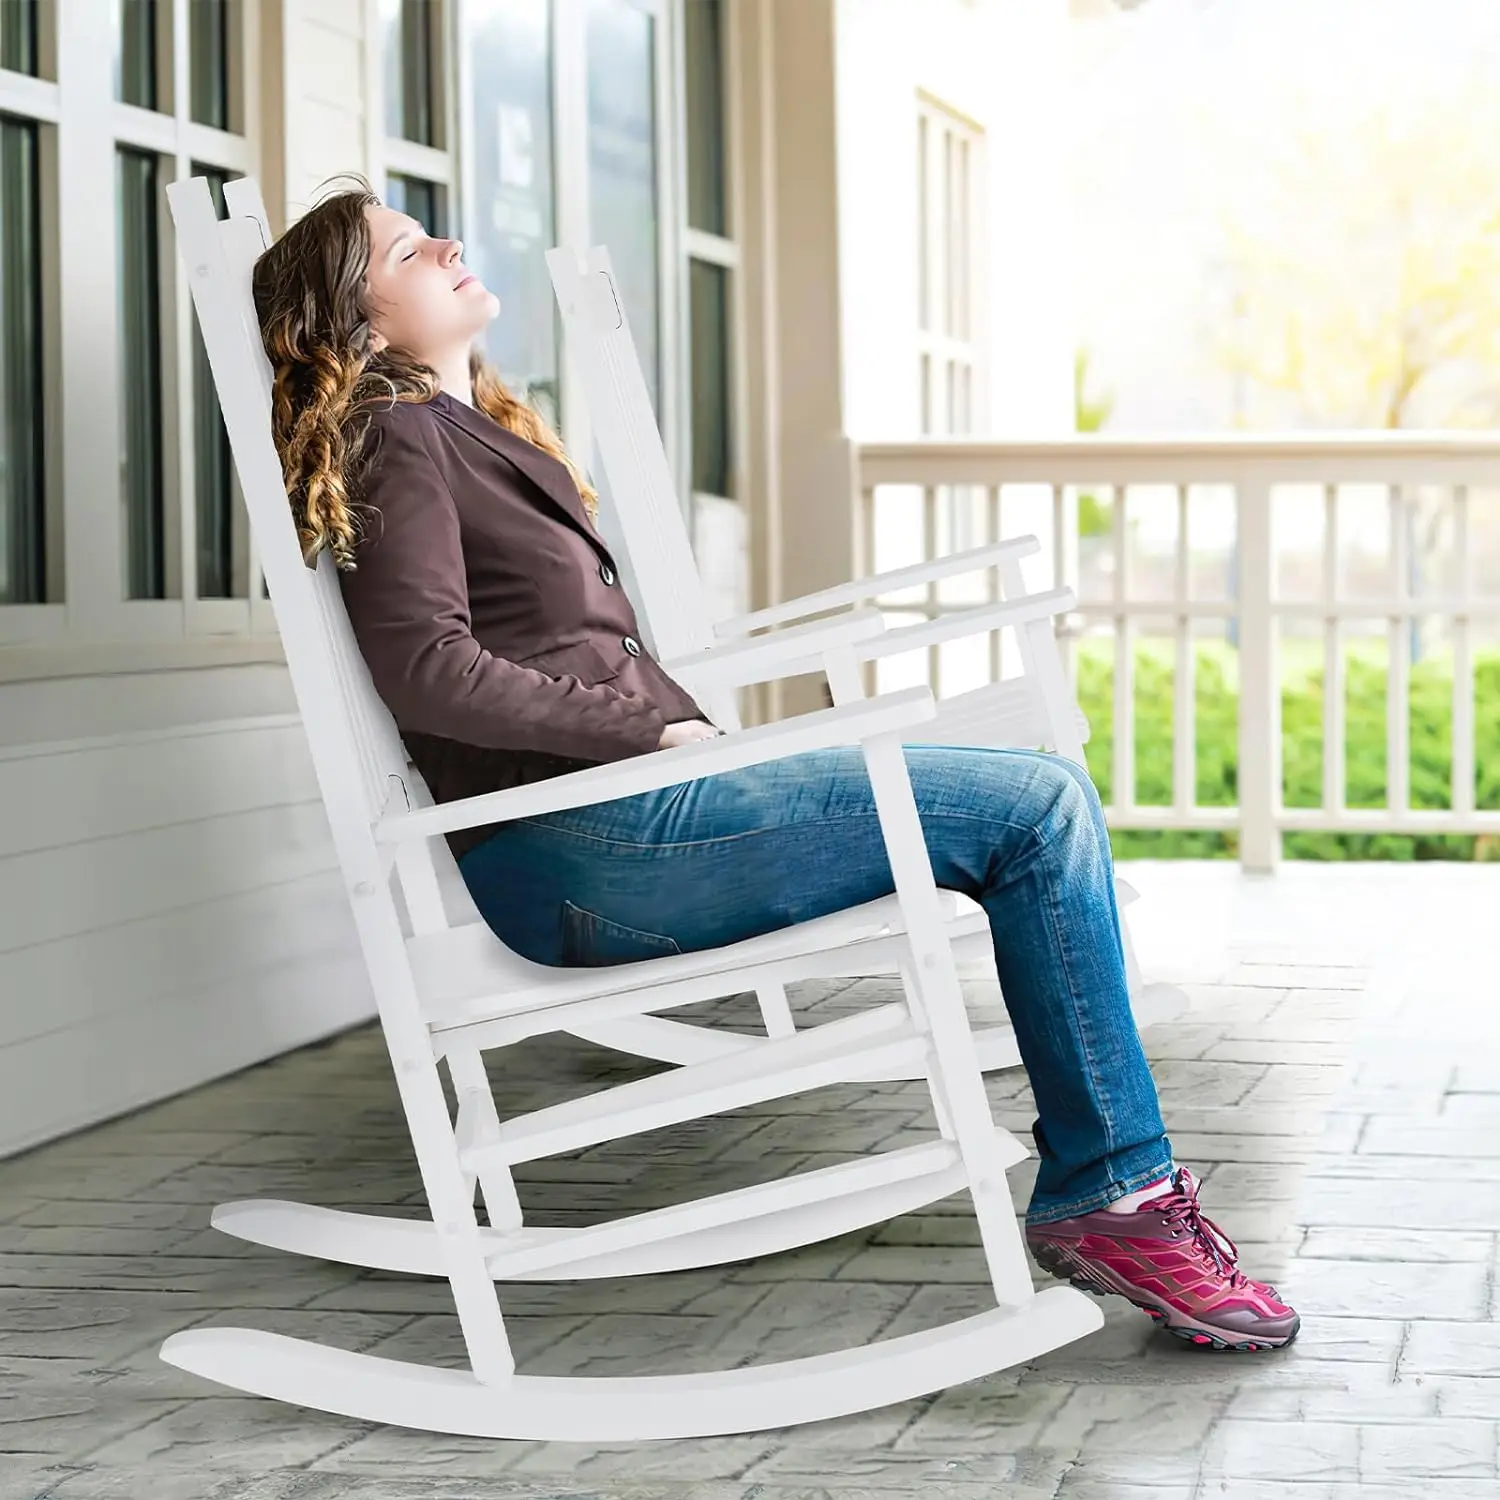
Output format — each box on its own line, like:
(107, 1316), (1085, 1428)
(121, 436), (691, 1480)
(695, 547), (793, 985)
(374, 686), (937, 846)
(715, 536), (1042, 638)
(855, 586), (1077, 662)
(659, 607), (887, 692)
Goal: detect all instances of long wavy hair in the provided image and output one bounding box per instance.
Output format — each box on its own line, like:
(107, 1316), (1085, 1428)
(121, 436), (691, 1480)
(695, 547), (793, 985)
(251, 177), (596, 570)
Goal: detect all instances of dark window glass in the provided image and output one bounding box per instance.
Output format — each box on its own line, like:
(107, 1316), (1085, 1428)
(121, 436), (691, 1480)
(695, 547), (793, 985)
(465, 0), (558, 420)
(689, 259), (731, 498)
(193, 166), (236, 597)
(1, 1), (39, 76)
(684, 0), (725, 236)
(385, 173), (446, 238)
(586, 0), (659, 413)
(117, 0), (159, 110)
(0, 114), (45, 603)
(189, 0), (230, 129)
(118, 148), (165, 599)
(382, 0), (439, 146)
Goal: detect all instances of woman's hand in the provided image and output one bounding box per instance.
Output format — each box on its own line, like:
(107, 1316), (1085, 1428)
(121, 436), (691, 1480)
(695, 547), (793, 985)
(658, 719), (721, 750)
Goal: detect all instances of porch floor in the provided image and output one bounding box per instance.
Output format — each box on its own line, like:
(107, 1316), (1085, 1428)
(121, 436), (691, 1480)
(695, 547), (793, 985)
(3, 862), (1499, 1500)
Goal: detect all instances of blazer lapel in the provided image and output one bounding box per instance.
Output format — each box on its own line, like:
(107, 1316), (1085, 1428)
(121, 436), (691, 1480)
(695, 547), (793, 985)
(431, 395), (611, 561)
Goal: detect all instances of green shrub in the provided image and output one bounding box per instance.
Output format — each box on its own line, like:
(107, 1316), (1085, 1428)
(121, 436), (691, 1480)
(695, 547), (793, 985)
(1074, 643), (1500, 861)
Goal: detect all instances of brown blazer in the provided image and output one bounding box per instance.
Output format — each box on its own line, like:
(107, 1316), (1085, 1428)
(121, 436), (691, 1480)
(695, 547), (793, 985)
(340, 391), (707, 860)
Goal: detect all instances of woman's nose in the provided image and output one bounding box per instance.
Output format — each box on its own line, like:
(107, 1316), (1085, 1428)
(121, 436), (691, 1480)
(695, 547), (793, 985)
(441, 238), (464, 266)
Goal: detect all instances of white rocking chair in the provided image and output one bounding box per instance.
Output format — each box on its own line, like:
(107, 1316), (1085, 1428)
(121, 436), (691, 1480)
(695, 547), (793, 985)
(544, 244), (1187, 1075)
(162, 178), (1104, 1437)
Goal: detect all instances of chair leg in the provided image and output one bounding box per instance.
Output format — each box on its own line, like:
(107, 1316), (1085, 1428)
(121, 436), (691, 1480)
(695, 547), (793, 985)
(755, 981), (798, 1038)
(856, 727), (1035, 1307)
(447, 1048), (524, 1233)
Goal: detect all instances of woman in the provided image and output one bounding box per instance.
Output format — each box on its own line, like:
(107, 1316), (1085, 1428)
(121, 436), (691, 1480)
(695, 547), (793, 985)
(252, 182), (1299, 1353)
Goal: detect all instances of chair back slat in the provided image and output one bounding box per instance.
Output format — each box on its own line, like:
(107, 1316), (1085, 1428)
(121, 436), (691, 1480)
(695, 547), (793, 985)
(168, 178), (413, 875)
(546, 246), (716, 663)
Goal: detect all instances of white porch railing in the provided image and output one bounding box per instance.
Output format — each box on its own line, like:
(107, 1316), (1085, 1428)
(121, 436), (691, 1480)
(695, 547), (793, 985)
(855, 434), (1500, 871)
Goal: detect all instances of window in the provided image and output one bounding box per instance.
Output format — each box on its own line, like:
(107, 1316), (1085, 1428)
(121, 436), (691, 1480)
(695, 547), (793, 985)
(0, 111), (45, 604)
(462, 0), (558, 420)
(916, 93), (983, 439)
(682, 0), (736, 503)
(917, 94), (985, 551)
(375, 0), (715, 514)
(1, 2), (39, 76)
(118, 147), (165, 600)
(109, 0), (253, 618)
(586, 0), (660, 413)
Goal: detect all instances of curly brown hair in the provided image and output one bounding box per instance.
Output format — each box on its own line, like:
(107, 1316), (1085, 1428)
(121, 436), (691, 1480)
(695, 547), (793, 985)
(251, 177), (596, 569)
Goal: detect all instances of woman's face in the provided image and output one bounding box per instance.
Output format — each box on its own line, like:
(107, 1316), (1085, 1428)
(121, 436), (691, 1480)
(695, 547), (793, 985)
(362, 203), (498, 363)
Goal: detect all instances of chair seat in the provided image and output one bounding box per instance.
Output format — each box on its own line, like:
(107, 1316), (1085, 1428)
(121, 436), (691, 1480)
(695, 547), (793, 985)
(410, 890), (990, 1033)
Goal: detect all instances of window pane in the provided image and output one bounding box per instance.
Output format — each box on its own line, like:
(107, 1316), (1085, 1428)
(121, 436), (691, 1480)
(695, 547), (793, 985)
(689, 258), (731, 498)
(586, 0), (659, 413)
(684, 0), (725, 236)
(464, 0), (558, 420)
(1, 1), (39, 76)
(381, 0), (439, 146)
(117, 148), (165, 600)
(189, 0), (230, 129)
(193, 166), (235, 597)
(385, 173), (446, 237)
(116, 0), (159, 110)
(0, 114), (45, 603)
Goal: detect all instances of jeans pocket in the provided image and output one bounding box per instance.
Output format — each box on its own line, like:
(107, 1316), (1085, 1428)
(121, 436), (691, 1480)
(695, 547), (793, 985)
(560, 900), (683, 967)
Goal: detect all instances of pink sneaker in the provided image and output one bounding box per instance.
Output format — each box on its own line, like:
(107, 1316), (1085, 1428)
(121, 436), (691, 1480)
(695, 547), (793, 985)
(1026, 1167), (1299, 1351)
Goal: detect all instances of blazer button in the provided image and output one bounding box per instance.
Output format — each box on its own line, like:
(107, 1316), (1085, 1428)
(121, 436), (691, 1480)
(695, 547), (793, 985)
(599, 562), (616, 586)
(623, 636), (642, 657)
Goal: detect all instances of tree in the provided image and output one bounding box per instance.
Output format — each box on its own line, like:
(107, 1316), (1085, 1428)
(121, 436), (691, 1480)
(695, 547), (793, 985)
(1205, 77), (1500, 658)
(1209, 80), (1500, 431)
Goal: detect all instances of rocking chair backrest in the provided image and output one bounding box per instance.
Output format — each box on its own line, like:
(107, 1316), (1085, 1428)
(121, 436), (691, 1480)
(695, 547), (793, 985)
(545, 247), (718, 668)
(166, 177), (432, 911)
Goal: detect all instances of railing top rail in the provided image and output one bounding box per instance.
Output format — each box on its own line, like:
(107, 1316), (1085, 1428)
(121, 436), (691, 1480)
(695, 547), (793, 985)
(857, 432), (1500, 487)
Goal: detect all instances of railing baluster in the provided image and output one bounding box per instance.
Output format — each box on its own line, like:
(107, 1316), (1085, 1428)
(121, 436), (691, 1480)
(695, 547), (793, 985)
(1322, 484), (1345, 815)
(924, 485), (940, 696)
(1173, 483), (1195, 816)
(1237, 481), (1281, 871)
(1112, 484), (1134, 815)
(1453, 485), (1476, 816)
(1388, 484), (1411, 816)
(1051, 483), (1076, 693)
(987, 485), (1003, 683)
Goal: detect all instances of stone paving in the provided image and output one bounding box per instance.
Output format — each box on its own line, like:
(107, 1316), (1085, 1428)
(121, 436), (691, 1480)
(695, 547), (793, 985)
(2, 863), (1498, 1500)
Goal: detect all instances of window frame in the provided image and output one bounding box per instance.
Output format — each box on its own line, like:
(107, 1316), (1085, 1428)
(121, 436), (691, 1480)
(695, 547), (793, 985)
(0, 0), (268, 650)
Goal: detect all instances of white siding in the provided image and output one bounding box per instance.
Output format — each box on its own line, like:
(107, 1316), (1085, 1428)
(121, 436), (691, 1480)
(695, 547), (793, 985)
(0, 679), (372, 1159)
(281, 0), (373, 213)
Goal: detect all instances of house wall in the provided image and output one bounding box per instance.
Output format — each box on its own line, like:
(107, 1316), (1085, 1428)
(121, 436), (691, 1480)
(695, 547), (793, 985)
(0, 0), (379, 1161)
(836, 0), (1075, 441)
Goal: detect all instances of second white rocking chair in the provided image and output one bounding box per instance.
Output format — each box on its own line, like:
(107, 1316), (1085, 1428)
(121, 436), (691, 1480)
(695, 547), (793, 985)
(545, 243), (1188, 1076)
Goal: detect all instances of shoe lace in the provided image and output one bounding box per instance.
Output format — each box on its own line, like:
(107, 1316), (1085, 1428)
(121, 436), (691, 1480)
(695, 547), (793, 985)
(1159, 1172), (1247, 1288)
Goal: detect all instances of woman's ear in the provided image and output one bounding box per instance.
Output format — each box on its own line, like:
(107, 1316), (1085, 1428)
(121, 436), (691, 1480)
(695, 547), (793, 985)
(368, 329), (388, 355)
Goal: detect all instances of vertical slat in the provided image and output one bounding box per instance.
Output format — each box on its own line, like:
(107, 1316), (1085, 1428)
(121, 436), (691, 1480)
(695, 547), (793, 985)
(861, 485), (879, 700)
(987, 485), (1002, 684)
(1111, 484), (1134, 812)
(1387, 484), (1411, 815)
(1052, 483), (1079, 694)
(1237, 481), (1280, 871)
(1322, 484), (1345, 814)
(923, 485), (941, 696)
(1172, 484), (1194, 816)
(1452, 486), (1476, 816)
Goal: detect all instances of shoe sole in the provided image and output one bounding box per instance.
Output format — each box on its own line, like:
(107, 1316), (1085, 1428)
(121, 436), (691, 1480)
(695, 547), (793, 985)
(1029, 1238), (1300, 1353)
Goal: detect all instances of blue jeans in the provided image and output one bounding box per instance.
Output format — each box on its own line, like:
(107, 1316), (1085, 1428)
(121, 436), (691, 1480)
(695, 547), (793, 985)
(458, 745), (1173, 1223)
